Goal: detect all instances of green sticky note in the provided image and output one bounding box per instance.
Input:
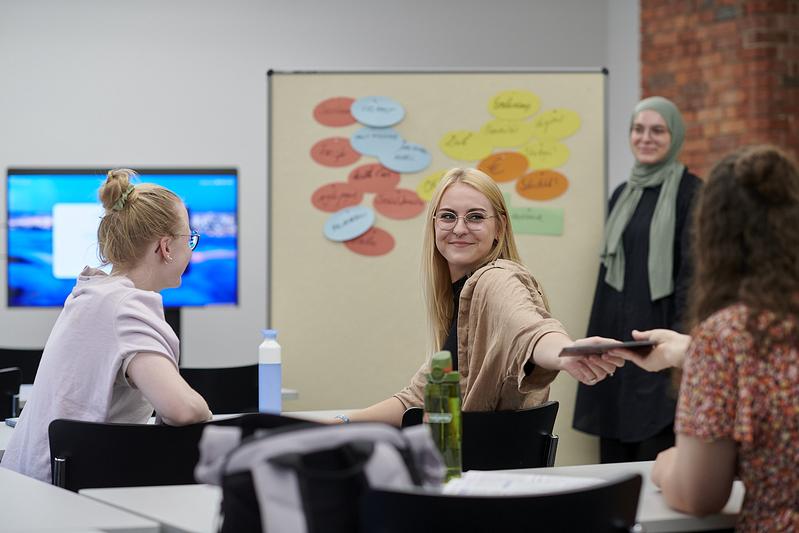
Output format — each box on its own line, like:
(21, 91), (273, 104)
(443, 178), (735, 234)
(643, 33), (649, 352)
(509, 206), (564, 235)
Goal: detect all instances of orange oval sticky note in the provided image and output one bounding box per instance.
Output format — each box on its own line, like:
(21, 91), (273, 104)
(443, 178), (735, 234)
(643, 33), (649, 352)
(313, 97), (356, 127)
(530, 108), (581, 140)
(311, 182), (364, 212)
(516, 170), (570, 201)
(488, 90), (541, 120)
(345, 227), (395, 257)
(310, 137), (361, 167)
(374, 188), (426, 219)
(348, 163), (400, 193)
(478, 152), (529, 183)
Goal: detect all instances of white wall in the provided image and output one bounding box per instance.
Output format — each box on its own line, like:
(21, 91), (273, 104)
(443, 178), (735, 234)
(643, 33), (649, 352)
(0, 0), (639, 464)
(608, 0), (642, 192)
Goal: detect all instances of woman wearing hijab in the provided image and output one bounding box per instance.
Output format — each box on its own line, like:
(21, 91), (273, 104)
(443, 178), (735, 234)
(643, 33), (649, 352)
(572, 96), (702, 463)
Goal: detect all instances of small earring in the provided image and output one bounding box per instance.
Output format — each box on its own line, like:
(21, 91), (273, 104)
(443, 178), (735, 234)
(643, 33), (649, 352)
(165, 255), (174, 264)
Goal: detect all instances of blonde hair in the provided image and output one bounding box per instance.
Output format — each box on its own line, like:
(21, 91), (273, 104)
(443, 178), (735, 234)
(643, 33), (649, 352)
(97, 168), (183, 270)
(421, 168), (523, 351)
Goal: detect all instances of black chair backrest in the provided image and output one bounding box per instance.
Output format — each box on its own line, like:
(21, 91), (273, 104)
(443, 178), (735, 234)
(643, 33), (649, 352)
(0, 348), (43, 384)
(48, 412), (311, 491)
(179, 364), (258, 414)
(0, 367), (22, 418)
(361, 473), (642, 533)
(401, 401), (559, 470)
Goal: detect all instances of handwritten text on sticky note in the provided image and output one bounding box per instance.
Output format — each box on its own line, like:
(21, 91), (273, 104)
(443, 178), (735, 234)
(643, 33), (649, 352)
(509, 206), (564, 236)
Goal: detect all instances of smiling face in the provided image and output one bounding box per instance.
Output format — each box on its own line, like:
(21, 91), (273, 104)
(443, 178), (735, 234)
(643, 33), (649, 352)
(630, 109), (672, 165)
(434, 183), (499, 281)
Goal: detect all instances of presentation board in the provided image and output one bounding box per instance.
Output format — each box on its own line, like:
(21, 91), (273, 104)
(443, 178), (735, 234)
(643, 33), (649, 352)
(268, 70), (607, 420)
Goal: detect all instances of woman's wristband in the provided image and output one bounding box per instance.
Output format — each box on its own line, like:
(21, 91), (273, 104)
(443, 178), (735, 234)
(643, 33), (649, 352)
(334, 414), (350, 424)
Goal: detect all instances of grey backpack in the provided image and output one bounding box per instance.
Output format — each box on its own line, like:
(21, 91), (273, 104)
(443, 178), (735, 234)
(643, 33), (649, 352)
(195, 421), (444, 533)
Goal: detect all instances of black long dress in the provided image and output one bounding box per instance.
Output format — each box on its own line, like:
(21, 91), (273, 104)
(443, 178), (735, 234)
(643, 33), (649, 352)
(573, 168), (702, 446)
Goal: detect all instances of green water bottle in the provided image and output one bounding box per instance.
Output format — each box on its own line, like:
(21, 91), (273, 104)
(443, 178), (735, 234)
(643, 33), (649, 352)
(423, 350), (462, 481)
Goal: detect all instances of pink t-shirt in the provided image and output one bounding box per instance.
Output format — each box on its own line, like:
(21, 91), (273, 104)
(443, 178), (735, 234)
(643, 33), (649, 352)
(0, 267), (179, 482)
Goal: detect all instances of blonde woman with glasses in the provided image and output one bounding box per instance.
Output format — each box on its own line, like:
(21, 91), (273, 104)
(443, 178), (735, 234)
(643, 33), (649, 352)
(1, 169), (211, 483)
(347, 168), (622, 426)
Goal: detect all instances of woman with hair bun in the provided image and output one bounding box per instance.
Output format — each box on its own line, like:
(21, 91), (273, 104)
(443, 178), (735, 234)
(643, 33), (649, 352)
(639, 146), (799, 530)
(1, 169), (211, 483)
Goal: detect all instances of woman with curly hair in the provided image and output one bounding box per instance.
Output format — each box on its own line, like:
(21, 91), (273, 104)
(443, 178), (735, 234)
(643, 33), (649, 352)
(634, 146), (799, 531)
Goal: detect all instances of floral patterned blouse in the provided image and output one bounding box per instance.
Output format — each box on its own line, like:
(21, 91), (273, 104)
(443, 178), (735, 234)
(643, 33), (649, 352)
(676, 303), (799, 532)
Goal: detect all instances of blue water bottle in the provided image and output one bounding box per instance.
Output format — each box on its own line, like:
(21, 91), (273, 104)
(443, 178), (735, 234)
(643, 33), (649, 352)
(258, 329), (282, 414)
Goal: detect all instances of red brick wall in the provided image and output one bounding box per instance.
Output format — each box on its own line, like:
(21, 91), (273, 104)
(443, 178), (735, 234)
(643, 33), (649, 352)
(641, 0), (799, 177)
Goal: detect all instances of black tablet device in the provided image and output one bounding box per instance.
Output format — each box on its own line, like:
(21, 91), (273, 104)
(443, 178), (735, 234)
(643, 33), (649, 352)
(558, 340), (656, 357)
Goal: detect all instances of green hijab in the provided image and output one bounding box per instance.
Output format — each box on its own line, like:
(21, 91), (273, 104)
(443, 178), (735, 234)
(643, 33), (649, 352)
(601, 96), (686, 300)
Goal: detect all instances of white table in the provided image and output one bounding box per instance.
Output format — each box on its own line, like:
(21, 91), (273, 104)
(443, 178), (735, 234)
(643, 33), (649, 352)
(0, 466), (159, 532)
(519, 461), (743, 532)
(82, 484), (220, 533)
(286, 409), (352, 421)
(17, 384), (299, 408)
(79, 457), (742, 533)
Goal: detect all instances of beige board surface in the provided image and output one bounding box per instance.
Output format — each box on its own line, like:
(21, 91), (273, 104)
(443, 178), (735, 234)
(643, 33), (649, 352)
(270, 71), (606, 464)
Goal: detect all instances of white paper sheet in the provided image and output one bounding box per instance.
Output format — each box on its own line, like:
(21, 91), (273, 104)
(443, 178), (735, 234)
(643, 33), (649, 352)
(443, 470), (605, 496)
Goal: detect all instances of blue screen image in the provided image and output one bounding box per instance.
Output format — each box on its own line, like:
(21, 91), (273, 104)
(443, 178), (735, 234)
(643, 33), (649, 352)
(7, 169), (238, 307)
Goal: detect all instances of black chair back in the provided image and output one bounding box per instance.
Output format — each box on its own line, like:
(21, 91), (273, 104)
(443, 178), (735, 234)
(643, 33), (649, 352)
(401, 401), (559, 470)
(0, 367), (22, 418)
(0, 347), (43, 384)
(48, 412), (312, 491)
(361, 473), (642, 533)
(179, 364), (258, 414)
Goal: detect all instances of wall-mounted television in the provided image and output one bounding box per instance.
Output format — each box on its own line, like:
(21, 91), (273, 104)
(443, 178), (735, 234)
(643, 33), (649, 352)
(6, 168), (238, 308)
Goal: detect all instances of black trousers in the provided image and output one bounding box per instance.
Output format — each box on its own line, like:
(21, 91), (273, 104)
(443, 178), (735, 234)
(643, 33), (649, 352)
(599, 424), (675, 464)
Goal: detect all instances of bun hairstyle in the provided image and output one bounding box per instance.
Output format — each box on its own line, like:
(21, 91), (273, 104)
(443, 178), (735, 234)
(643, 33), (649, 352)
(734, 145), (799, 205)
(690, 145), (799, 348)
(97, 168), (183, 270)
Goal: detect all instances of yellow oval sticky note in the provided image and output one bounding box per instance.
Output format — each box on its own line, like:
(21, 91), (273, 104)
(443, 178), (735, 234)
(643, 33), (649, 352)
(478, 152), (529, 183)
(439, 130), (493, 161)
(417, 170), (446, 201)
(480, 119), (535, 148)
(516, 170), (570, 201)
(520, 140), (570, 169)
(488, 90), (541, 120)
(530, 108), (581, 140)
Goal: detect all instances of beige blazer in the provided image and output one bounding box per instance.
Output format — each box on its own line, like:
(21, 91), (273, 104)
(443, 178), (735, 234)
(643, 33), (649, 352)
(394, 259), (568, 411)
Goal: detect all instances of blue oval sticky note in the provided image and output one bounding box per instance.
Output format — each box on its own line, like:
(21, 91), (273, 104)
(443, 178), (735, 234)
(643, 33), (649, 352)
(379, 142), (432, 173)
(351, 96), (405, 128)
(351, 126), (404, 157)
(323, 205), (375, 242)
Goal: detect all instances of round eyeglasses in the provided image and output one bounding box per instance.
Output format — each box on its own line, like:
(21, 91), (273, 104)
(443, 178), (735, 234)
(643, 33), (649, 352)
(433, 212), (497, 231)
(174, 230), (201, 251)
